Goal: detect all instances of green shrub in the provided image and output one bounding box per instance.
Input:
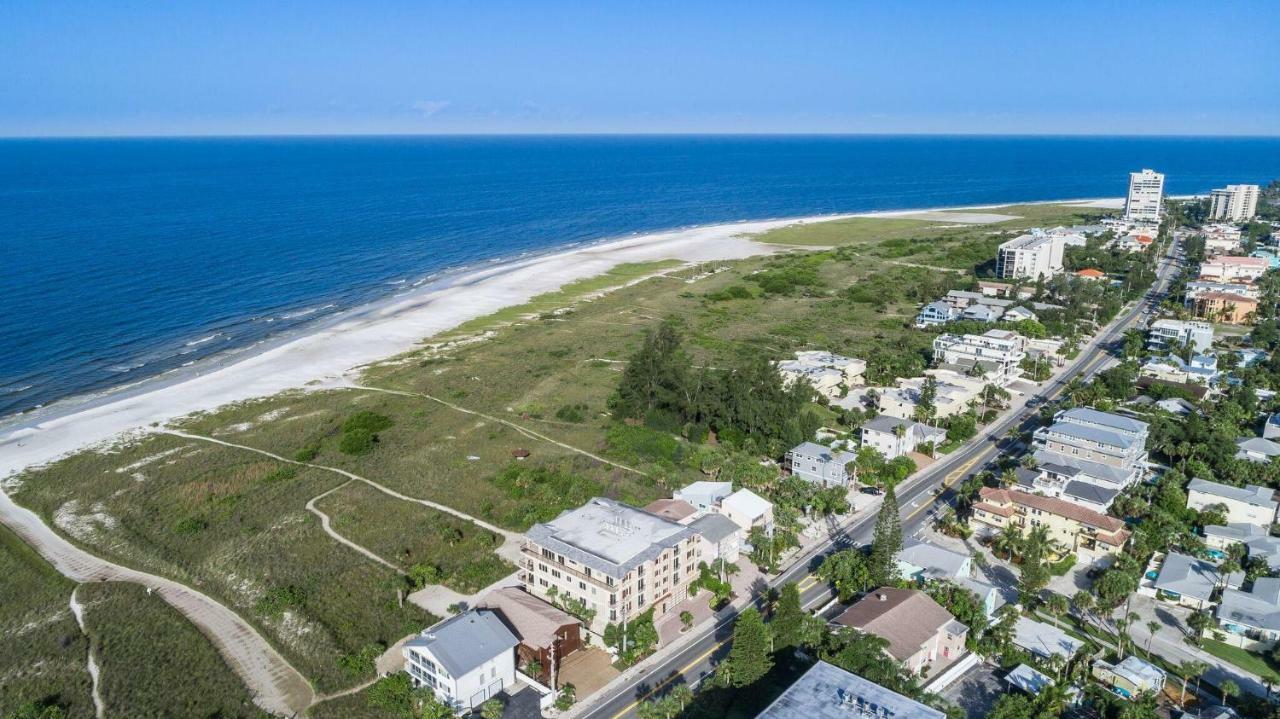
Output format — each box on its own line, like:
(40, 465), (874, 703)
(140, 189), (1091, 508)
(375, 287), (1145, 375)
(255, 585), (307, 617)
(173, 517), (208, 535)
(261, 466), (298, 484)
(706, 285), (753, 301)
(339, 428), (375, 455)
(342, 411), (393, 434)
(338, 643), (384, 677)
(555, 404), (587, 423)
(294, 444), (320, 462)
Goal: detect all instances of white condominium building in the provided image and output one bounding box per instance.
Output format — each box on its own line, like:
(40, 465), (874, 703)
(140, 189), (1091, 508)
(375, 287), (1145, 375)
(1125, 169), (1165, 222)
(995, 229), (1065, 280)
(522, 498), (700, 634)
(1209, 184), (1260, 222)
(932, 329), (1027, 386)
(1147, 318), (1214, 353)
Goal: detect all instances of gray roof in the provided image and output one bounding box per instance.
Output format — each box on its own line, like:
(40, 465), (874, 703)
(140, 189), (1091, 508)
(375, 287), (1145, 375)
(1219, 578), (1280, 632)
(1247, 535), (1280, 569)
(956, 576), (1003, 611)
(1187, 478), (1278, 509)
(1237, 437), (1280, 458)
(1006, 664), (1053, 695)
(897, 540), (969, 580)
(689, 513), (740, 544)
(525, 498), (696, 579)
(1035, 449), (1131, 486)
(1154, 552), (1220, 602)
(756, 661), (945, 719)
(789, 441), (853, 464)
(1063, 480), (1119, 507)
(1043, 422), (1139, 451)
(1013, 616), (1085, 660)
(1056, 407), (1150, 436)
(404, 610), (519, 677)
(1204, 523), (1268, 543)
(1106, 656), (1166, 691)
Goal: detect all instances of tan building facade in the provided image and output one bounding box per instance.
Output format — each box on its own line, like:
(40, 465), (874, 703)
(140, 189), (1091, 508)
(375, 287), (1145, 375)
(522, 498), (701, 635)
(970, 487), (1129, 564)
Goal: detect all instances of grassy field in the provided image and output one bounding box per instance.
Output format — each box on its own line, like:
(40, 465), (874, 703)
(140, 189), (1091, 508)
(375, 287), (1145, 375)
(10, 438), (433, 693)
(0, 525), (92, 718)
(79, 581), (265, 718)
(8, 201), (1111, 699)
(315, 480), (515, 593)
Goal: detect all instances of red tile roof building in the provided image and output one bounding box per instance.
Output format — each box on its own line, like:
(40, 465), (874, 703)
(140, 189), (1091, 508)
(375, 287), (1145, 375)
(970, 487), (1129, 562)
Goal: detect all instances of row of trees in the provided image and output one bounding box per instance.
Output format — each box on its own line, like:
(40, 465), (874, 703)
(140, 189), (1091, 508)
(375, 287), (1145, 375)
(611, 322), (822, 457)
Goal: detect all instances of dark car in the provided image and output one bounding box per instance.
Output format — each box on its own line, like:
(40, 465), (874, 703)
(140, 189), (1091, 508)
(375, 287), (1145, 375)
(860, 486), (882, 495)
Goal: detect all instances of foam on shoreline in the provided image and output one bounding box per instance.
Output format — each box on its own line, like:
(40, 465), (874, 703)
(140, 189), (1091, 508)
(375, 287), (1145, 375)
(0, 196), (1121, 479)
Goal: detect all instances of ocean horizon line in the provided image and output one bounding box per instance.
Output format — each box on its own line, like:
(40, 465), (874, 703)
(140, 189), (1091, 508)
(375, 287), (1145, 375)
(4, 131), (1280, 141)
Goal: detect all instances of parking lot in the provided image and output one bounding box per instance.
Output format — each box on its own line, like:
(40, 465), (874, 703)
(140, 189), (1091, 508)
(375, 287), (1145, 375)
(939, 661), (1006, 719)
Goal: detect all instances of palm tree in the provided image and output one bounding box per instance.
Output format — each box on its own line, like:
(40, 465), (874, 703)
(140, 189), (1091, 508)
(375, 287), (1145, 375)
(1220, 678), (1240, 702)
(1045, 593), (1070, 631)
(1177, 660), (1208, 707)
(1145, 620), (1161, 655)
(1071, 590), (1095, 628)
(991, 524), (1023, 561)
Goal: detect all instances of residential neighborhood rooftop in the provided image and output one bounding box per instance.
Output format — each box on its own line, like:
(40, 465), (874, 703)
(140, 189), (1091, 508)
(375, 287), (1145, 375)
(689, 512), (740, 544)
(897, 540), (969, 580)
(756, 660), (945, 719)
(834, 588), (964, 663)
(1154, 552), (1222, 602)
(643, 498), (697, 522)
(404, 609), (519, 678)
(1056, 407), (1150, 435)
(1012, 616), (1085, 660)
(1219, 577), (1280, 633)
(723, 487), (771, 519)
(1187, 478), (1278, 509)
(525, 497), (696, 578)
(478, 587), (578, 650)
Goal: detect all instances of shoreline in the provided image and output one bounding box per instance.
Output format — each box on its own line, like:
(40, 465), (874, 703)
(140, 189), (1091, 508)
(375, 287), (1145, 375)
(0, 195), (1122, 480)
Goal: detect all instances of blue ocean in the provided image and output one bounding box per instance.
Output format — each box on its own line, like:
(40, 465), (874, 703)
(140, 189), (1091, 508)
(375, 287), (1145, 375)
(2, 135), (1278, 417)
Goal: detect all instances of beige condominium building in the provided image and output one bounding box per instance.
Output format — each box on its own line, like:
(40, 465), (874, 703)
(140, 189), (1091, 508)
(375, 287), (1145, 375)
(522, 498), (700, 634)
(970, 487), (1130, 565)
(1124, 169), (1165, 222)
(1209, 184), (1260, 222)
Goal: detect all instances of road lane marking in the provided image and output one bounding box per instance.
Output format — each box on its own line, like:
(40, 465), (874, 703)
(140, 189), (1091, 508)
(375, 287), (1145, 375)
(608, 639), (727, 719)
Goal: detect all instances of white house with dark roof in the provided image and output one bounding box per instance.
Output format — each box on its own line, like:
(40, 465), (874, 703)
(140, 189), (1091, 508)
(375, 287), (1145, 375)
(1217, 577), (1280, 650)
(1187, 478), (1278, 528)
(860, 415), (946, 460)
(404, 609), (519, 711)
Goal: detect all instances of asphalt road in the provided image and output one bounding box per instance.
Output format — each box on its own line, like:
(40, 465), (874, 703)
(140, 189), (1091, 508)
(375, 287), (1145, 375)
(577, 239), (1182, 719)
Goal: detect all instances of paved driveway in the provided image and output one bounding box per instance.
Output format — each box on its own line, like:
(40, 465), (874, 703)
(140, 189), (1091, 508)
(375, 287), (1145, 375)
(939, 661), (1005, 719)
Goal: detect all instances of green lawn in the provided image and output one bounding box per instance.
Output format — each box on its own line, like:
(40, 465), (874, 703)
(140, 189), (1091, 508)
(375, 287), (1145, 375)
(1201, 638), (1280, 683)
(755, 217), (943, 246)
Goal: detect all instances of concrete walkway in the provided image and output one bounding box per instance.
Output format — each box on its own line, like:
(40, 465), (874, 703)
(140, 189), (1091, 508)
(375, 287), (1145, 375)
(0, 489), (315, 716)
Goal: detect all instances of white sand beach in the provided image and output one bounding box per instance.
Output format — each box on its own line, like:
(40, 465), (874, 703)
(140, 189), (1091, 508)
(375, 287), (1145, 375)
(0, 196), (1122, 481)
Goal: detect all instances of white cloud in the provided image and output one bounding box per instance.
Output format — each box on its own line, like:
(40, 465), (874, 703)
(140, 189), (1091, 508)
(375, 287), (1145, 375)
(411, 100), (450, 118)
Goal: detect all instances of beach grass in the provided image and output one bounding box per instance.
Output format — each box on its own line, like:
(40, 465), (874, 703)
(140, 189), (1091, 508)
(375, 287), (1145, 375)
(0, 524), (93, 718)
(11, 441), (432, 693)
(6, 200), (1115, 697)
(755, 216), (942, 246)
(448, 259), (685, 335)
(79, 581), (264, 718)
(315, 480), (515, 593)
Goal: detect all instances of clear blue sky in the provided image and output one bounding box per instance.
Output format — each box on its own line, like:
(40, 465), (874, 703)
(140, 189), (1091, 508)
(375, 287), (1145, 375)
(3, 0), (1277, 136)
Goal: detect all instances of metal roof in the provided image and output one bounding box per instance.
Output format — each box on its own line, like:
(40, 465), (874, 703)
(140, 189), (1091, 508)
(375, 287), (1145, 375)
(1188, 478), (1277, 508)
(1154, 552), (1220, 602)
(1219, 578), (1280, 632)
(1055, 407), (1150, 436)
(689, 513), (740, 544)
(756, 661), (945, 719)
(404, 610), (519, 677)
